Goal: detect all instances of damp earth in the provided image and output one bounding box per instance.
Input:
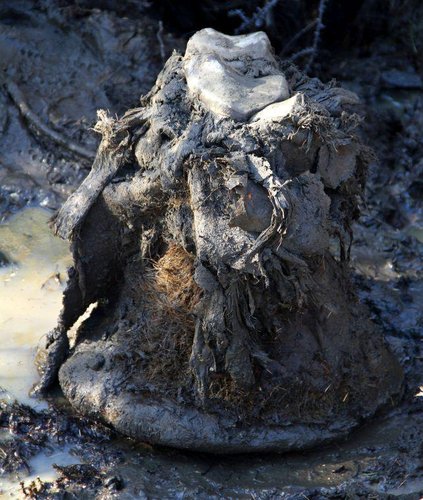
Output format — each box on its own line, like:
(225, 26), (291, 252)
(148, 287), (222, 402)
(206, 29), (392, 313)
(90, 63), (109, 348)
(1, 1), (423, 498)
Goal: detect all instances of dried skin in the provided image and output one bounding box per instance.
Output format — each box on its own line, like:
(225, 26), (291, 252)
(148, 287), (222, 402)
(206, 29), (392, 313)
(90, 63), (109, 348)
(35, 29), (404, 452)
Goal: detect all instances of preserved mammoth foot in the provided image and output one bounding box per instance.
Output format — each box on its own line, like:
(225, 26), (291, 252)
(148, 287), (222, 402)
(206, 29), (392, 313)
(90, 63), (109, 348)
(37, 29), (403, 453)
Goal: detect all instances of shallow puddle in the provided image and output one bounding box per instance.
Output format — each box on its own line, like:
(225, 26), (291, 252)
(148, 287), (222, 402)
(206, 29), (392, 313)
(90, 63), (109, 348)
(0, 207), (71, 410)
(0, 435), (77, 498)
(0, 208), (80, 497)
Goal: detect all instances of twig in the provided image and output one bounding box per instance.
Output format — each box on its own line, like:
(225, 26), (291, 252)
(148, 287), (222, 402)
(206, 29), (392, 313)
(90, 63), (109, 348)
(289, 47), (314, 62)
(4, 80), (95, 161)
(288, 0), (327, 72)
(304, 0), (327, 73)
(398, 475), (409, 488)
(228, 8), (251, 32)
(281, 19), (318, 56)
(157, 20), (166, 61)
(229, 0), (280, 34)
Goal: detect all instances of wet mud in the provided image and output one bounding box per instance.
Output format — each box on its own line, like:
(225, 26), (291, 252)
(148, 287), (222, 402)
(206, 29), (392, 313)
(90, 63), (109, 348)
(0, 0), (182, 219)
(0, 1), (422, 498)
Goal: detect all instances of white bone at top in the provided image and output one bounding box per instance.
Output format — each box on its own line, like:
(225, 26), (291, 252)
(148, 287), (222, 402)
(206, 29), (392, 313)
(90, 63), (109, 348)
(183, 28), (290, 122)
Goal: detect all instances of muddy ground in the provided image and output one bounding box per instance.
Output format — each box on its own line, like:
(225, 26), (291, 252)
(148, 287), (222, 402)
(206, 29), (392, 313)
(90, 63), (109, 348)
(0, 0), (422, 498)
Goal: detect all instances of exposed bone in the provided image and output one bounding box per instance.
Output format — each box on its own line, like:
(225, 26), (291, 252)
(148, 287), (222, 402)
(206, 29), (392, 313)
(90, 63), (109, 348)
(183, 28), (289, 121)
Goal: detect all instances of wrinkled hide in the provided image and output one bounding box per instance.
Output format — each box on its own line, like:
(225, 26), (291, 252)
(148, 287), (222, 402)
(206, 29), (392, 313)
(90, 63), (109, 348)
(35, 29), (403, 453)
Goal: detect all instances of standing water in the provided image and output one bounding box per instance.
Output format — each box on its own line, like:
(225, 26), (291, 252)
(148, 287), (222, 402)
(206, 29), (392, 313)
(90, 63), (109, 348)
(0, 208), (79, 496)
(0, 207), (71, 409)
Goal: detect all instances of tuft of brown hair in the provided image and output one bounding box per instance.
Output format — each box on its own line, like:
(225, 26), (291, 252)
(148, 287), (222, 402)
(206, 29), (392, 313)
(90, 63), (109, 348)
(153, 243), (202, 313)
(137, 243), (202, 388)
